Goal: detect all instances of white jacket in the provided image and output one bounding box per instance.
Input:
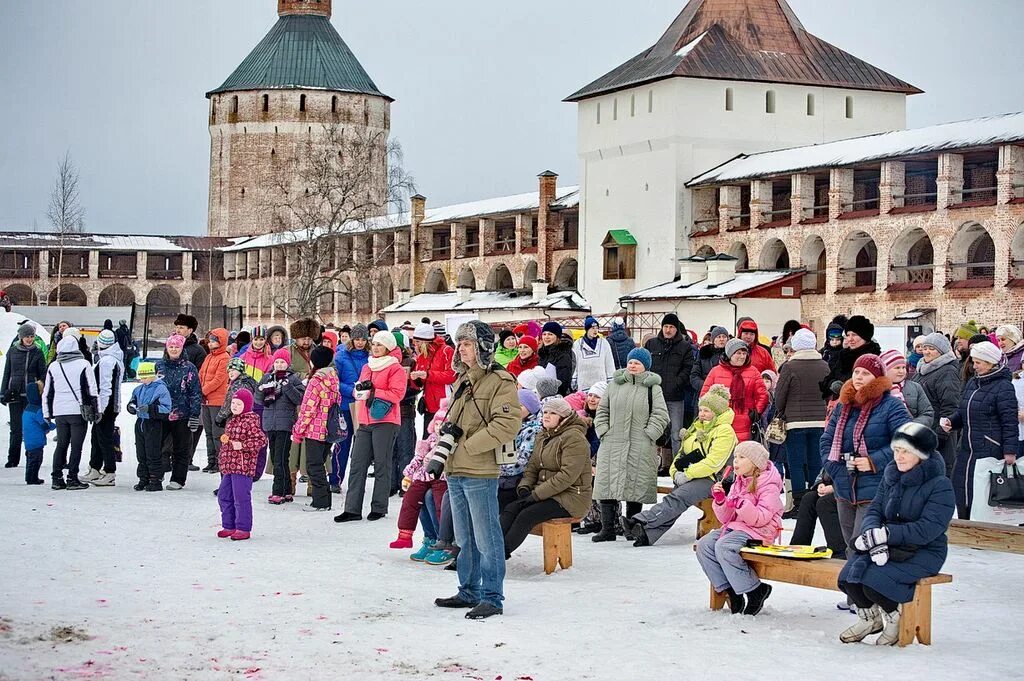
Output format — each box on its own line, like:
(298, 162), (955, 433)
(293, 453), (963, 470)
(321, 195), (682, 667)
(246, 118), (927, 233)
(572, 336), (616, 393)
(43, 357), (98, 419)
(94, 345), (125, 413)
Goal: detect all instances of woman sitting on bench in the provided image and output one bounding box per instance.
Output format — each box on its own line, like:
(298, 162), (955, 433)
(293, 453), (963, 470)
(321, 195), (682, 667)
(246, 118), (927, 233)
(838, 423), (954, 646)
(500, 397), (593, 559)
(622, 384), (737, 546)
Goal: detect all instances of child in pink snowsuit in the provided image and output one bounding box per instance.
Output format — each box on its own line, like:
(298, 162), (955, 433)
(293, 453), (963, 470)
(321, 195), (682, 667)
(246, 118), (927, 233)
(216, 389), (268, 541)
(695, 440), (783, 616)
(389, 400), (450, 554)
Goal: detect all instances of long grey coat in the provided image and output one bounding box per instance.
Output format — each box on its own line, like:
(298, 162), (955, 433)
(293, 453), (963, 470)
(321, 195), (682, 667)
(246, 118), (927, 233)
(594, 369), (670, 504)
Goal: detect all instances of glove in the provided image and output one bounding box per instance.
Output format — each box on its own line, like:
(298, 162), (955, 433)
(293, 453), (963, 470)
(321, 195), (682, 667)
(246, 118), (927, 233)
(673, 471), (688, 487)
(188, 415), (201, 432)
(854, 527), (890, 566)
(517, 487), (533, 499)
(168, 409), (181, 422)
(426, 422), (463, 480)
(0, 391), (9, 406)
(711, 487), (727, 504)
(137, 403), (150, 417)
(724, 497), (739, 510)
(126, 401), (138, 416)
(354, 380), (374, 392)
(214, 415), (227, 429)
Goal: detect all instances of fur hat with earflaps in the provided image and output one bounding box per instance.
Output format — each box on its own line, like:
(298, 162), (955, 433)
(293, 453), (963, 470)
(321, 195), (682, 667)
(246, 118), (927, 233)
(289, 318), (320, 342)
(452, 320), (496, 372)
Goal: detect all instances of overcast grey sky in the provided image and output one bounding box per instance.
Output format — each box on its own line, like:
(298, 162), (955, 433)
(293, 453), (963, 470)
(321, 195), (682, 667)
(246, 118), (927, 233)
(1, 0), (1021, 236)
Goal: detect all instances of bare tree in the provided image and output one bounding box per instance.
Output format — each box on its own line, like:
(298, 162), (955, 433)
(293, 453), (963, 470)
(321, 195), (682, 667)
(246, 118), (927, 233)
(264, 125), (414, 321)
(46, 151), (85, 307)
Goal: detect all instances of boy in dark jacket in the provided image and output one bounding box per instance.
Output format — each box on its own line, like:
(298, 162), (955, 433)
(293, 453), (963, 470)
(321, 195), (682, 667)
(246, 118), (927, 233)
(644, 313), (694, 455)
(127, 362), (173, 491)
(258, 348), (306, 503)
(22, 382), (54, 484)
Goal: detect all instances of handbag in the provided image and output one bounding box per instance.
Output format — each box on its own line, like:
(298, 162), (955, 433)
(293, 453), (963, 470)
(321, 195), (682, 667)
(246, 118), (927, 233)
(58, 363), (100, 424)
(326, 401), (349, 444)
(748, 410), (764, 445)
(765, 416), (787, 445)
(369, 397), (394, 421)
(989, 463), (1024, 507)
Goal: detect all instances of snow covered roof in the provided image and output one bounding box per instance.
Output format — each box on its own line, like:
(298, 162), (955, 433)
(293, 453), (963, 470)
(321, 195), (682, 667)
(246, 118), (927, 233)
(0, 233), (233, 252)
(381, 289), (590, 314)
(620, 270), (803, 302)
(222, 186), (581, 252)
(687, 112), (1024, 187)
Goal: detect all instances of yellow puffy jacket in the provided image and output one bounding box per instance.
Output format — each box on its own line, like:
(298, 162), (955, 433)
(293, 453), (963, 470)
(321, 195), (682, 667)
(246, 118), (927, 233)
(669, 409), (737, 481)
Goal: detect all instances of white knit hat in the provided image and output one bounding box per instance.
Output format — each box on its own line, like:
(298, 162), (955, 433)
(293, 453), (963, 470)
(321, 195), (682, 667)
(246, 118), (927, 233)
(413, 323), (436, 341)
(790, 328), (817, 352)
(587, 380), (608, 398)
(970, 341), (1002, 365)
(371, 330), (397, 352)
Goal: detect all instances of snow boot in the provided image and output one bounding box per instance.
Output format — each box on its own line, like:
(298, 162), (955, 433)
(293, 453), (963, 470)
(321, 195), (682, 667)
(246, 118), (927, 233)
(146, 481), (163, 492)
(230, 531), (251, 541)
(425, 546), (457, 566)
(334, 512), (362, 523)
(330, 484), (342, 494)
(284, 495), (294, 503)
(51, 478), (67, 491)
(874, 607), (902, 646)
(166, 481), (183, 490)
(268, 495), (285, 505)
(725, 588), (745, 615)
(82, 468), (102, 482)
(65, 478), (90, 491)
(840, 606), (883, 643)
(26, 478), (44, 485)
(188, 464), (200, 472)
(390, 529), (414, 549)
(434, 595), (477, 609)
(410, 539), (435, 562)
(217, 529), (235, 538)
(742, 583), (772, 616)
(591, 501), (618, 543)
(367, 511), (386, 521)
(302, 504), (331, 513)
(133, 480), (147, 491)
(465, 603), (502, 620)
(92, 473), (115, 487)
(573, 521), (600, 535)
(621, 516), (650, 546)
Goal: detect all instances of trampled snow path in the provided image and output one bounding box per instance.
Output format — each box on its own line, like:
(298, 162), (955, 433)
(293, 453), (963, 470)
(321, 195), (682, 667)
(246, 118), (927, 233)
(0, 385), (1021, 680)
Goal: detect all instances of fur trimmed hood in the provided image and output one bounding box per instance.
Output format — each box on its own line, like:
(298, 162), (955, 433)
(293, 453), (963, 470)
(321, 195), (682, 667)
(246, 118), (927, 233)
(839, 375), (893, 406)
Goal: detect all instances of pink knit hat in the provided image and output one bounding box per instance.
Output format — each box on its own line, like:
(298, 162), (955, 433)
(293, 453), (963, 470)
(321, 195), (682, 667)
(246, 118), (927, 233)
(271, 348), (292, 366)
(879, 349), (906, 371)
(165, 334), (185, 350)
(734, 440), (771, 471)
(853, 353), (885, 378)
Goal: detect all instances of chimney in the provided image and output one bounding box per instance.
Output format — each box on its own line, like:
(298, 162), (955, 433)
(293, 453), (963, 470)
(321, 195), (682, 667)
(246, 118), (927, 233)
(705, 254), (738, 286)
(456, 286), (472, 304)
(410, 194), (426, 223)
(396, 289), (412, 305)
(532, 280), (549, 302)
(536, 170), (558, 281)
(278, 0), (332, 18)
(409, 194), (426, 293)
(677, 256), (707, 286)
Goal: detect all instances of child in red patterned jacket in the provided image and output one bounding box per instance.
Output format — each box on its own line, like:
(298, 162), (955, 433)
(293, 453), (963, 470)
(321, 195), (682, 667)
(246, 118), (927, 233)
(216, 388), (268, 541)
(291, 346), (341, 512)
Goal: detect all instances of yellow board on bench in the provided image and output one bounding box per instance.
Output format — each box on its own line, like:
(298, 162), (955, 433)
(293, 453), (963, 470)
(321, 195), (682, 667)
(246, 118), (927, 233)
(529, 517), (581, 575)
(706, 552), (952, 646)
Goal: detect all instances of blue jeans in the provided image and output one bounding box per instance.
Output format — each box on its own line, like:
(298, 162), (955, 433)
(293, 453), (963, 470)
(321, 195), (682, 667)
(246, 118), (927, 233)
(784, 427), (823, 494)
(696, 529), (759, 594)
(447, 476), (505, 608)
(328, 408), (354, 487)
(421, 488), (440, 541)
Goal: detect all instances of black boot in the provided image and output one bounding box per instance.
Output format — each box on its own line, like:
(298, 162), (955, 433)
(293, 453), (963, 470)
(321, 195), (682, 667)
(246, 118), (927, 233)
(742, 583), (773, 616)
(725, 588), (745, 614)
(591, 501), (618, 543)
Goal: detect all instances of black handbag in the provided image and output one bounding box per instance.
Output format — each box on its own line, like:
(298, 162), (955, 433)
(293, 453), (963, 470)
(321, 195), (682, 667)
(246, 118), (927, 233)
(989, 463), (1024, 507)
(58, 363), (100, 424)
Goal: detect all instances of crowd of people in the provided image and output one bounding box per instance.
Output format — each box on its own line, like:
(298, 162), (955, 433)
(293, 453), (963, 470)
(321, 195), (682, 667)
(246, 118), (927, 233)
(4, 306), (1019, 637)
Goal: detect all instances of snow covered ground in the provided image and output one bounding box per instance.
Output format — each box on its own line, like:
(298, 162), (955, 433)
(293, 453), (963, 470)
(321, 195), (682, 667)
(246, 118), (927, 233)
(0, 383), (1021, 680)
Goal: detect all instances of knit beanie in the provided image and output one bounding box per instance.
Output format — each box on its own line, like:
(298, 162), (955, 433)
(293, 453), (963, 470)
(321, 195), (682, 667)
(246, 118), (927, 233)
(735, 440), (771, 471)
(517, 335), (538, 353)
(536, 376), (562, 400)
(844, 315), (874, 342)
(826, 322), (845, 339)
(372, 330), (397, 352)
(890, 422), (937, 460)
(235, 331), (251, 349)
(499, 329), (515, 346)
(626, 347), (652, 371)
(698, 384), (731, 416)
(413, 323), (435, 341)
(96, 329), (116, 349)
(970, 341), (1002, 365)
(724, 338), (748, 359)
(517, 366), (543, 392)
(584, 316), (599, 332)
(542, 396), (574, 419)
(17, 323), (35, 340)
(879, 349), (906, 371)
(761, 369), (778, 392)
(310, 345), (334, 370)
(853, 353), (885, 378)
(956, 320), (981, 341)
(165, 334), (186, 350)
(518, 389), (542, 415)
(542, 321), (563, 338)
(350, 324), (369, 341)
(227, 357), (246, 373)
(271, 348), (292, 367)
(587, 380), (608, 398)
(251, 325), (266, 340)
(996, 325), (1023, 346)
(368, 320), (388, 334)
(64, 327), (83, 341)
(709, 326), (729, 343)
(921, 332), (952, 356)
(232, 388), (254, 414)
(969, 333), (990, 347)
(136, 362), (157, 379)
(790, 328), (817, 352)
(391, 331), (406, 350)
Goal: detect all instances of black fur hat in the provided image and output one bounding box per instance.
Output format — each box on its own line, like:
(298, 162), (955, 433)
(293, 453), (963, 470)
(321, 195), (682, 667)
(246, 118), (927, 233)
(174, 314), (199, 332)
(890, 422), (938, 460)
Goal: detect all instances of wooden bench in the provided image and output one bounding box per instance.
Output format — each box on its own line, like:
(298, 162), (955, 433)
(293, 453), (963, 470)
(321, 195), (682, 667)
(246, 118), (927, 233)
(530, 517), (582, 575)
(657, 486), (721, 539)
(948, 519), (1024, 554)
(705, 553), (952, 646)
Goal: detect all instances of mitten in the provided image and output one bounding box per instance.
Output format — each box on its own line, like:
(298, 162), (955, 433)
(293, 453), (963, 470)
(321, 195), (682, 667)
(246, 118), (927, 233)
(711, 487), (727, 504)
(214, 415), (227, 429)
(517, 487), (532, 499)
(188, 415), (201, 432)
(673, 471), (688, 487)
(854, 527), (890, 566)
(137, 403), (150, 417)
(724, 496), (739, 510)
(126, 401), (138, 416)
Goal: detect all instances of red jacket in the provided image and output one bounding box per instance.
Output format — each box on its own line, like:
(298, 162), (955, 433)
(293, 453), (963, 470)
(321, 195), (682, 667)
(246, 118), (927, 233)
(355, 359), (408, 426)
(413, 337), (456, 413)
(218, 411), (267, 477)
(507, 353), (538, 378)
(199, 328), (230, 406)
(737, 320), (777, 374)
(701, 360), (769, 442)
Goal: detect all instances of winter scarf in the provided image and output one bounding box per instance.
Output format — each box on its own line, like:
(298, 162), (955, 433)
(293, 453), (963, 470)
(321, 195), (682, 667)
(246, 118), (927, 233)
(827, 376), (893, 462)
(723, 361), (750, 414)
(368, 355), (399, 372)
(916, 352), (956, 377)
(581, 334), (598, 351)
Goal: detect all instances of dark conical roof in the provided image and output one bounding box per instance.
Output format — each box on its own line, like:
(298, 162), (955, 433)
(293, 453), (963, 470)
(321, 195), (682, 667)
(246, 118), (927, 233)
(207, 14), (391, 101)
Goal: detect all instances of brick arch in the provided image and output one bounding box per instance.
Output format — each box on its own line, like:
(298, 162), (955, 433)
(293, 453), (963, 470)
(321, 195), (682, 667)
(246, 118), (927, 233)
(800, 235), (827, 293)
(694, 245), (716, 258)
(48, 283), (88, 307)
(192, 283), (224, 308)
(889, 227), (934, 286)
(837, 230), (877, 291)
(376, 272), (394, 310)
(456, 266), (476, 290)
(523, 259), (539, 286)
(424, 268), (448, 294)
(758, 238), (790, 269)
(98, 283), (136, 307)
(552, 258), (578, 290)
(947, 221), (994, 284)
(485, 263), (514, 290)
(4, 283), (37, 305)
(727, 242), (748, 270)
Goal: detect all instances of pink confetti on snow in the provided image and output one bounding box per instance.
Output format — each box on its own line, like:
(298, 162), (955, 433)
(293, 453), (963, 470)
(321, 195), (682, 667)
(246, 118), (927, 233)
(376, 648), (389, 654)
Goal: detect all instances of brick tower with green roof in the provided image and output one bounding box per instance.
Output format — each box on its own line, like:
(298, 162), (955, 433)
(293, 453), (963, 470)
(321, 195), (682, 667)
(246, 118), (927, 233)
(206, 0), (393, 237)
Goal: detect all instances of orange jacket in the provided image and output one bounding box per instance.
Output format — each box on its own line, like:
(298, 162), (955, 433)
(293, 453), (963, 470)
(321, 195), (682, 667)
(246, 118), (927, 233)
(199, 328), (230, 406)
